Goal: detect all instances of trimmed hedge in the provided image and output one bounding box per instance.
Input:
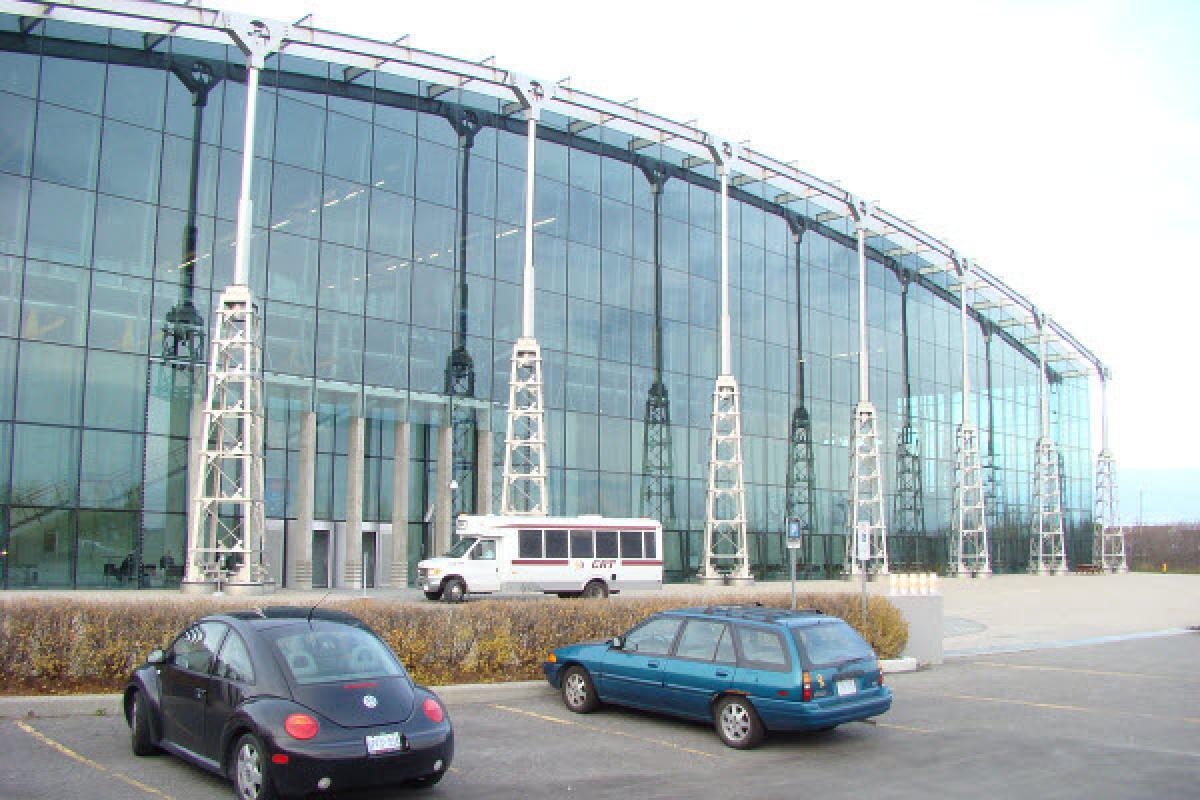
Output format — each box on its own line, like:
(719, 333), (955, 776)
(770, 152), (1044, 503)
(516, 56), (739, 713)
(0, 592), (907, 694)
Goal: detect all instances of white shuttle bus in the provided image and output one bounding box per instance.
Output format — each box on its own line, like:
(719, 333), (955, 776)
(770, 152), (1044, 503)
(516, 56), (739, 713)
(416, 515), (663, 602)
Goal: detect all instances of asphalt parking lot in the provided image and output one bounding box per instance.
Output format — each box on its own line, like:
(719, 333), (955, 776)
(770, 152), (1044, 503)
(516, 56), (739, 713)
(2, 632), (1197, 800)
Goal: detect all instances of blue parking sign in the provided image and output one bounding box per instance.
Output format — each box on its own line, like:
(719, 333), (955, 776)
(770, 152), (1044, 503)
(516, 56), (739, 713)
(786, 517), (802, 549)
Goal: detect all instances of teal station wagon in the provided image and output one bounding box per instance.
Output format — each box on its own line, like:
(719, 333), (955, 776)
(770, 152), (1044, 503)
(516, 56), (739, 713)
(543, 605), (892, 748)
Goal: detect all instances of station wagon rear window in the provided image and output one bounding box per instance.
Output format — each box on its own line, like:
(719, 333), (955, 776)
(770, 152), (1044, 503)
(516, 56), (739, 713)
(791, 621), (875, 668)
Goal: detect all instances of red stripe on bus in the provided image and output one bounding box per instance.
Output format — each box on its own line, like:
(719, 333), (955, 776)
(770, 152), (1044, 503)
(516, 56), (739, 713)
(498, 525), (655, 531)
(511, 559), (570, 566)
(621, 560), (663, 566)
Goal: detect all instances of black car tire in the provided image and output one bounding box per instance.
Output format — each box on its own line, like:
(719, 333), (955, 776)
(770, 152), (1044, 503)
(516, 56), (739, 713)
(129, 691), (160, 756)
(442, 577), (466, 603)
(423, 589), (443, 601)
(407, 769), (446, 789)
(581, 580), (609, 599)
(561, 666), (600, 714)
(713, 695), (765, 749)
(231, 732), (278, 800)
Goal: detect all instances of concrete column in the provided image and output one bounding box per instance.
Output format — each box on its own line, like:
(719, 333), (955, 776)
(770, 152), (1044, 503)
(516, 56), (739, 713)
(286, 411), (316, 589)
(185, 394), (206, 559)
(389, 421), (410, 587)
(475, 427), (493, 516)
(434, 423), (453, 556)
(343, 415), (365, 588)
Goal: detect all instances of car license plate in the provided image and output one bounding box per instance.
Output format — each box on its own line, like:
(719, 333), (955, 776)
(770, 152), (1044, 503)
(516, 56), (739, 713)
(365, 731), (404, 755)
(836, 679), (858, 696)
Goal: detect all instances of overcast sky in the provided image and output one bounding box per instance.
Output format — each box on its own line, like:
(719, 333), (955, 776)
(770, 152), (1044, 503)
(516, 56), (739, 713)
(230, 0), (1200, 473)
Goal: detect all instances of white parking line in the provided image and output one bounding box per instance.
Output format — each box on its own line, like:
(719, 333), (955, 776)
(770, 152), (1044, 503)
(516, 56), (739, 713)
(13, 720), (174, 799)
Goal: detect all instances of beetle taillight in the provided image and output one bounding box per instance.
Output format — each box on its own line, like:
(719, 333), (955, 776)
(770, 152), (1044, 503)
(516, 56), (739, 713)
(801, 671), (813, 702)
(284, 713), (319, 740)
(422, 697), (444, 723)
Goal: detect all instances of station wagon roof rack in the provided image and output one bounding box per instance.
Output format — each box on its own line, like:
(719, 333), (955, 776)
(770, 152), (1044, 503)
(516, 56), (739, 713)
(694, 605), (825, 623)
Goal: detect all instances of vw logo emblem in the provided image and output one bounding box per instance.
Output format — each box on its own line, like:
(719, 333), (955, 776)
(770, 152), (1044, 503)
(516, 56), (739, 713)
(363, 694), (378, 709)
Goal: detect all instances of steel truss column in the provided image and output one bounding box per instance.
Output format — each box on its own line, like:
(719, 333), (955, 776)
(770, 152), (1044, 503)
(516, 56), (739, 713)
(639, 164), (675, 524)
(892, 273), (926, 559)
(700, 137), (751, 584)
(951, 259), (990, 576)
(501, 76), (551, 516)
(845, 199), (888, 576)
(1030, 314), (1068, 575)
(784, 216), (816, 571)
(980, 321), (1005, 530)
(1093, 369), (1127, 572)
(184, 14), (288, 594)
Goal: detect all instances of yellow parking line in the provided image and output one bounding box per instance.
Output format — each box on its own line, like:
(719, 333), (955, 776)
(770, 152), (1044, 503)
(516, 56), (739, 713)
(974, 661), (1197, 682)
(491, 704), (724, 760)
(874, 721), (935, 734)
(910, 691), (1200, 726)
(13, 720), (174, 799)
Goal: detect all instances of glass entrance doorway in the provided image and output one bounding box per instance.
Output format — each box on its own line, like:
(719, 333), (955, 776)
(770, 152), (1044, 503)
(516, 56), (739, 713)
(312, 530), (331, 589)
(362, 531), (377, 589)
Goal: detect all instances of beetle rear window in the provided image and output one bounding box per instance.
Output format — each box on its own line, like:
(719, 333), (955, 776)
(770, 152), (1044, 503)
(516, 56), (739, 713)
(790, 621), (875, 668)
(269, 624), (404, 685)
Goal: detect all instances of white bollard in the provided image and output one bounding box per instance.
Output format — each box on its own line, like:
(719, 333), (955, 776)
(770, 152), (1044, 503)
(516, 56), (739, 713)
(929, 573), (939, 595)
(889, 574), (898, 596)
(917, 573), (929, 595)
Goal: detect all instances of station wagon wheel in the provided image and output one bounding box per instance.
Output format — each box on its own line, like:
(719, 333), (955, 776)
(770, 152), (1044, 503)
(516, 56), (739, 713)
(129, 691), (159, 756)
(232, 733), (277, 800)
(442, 577), (466, 603)
(582, 580), (609, 599)
(714, 695), (765, 749)
(561, 666), (600, 713)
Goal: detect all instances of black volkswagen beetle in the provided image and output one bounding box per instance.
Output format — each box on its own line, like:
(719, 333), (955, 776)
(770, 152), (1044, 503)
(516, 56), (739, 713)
(124, 607), (452, 799)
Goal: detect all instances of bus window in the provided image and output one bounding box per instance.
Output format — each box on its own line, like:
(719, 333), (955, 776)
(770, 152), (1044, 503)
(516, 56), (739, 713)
(545, 530), (568, 559)
(518, 530), (543, 559)
(596, 530), (618, 558)
(643, 531), (656, 559)
(620, 531), (643, 559)
(570, 530), (594, 558)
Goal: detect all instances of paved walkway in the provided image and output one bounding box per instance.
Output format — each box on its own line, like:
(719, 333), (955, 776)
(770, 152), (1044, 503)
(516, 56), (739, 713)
(4, 573), (1197, 654)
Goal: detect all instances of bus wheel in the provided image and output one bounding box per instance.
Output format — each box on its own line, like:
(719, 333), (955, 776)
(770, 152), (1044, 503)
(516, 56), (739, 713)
(423, 589), (443, 601)
(582, 580), (609, 599)
(442, 577), (467, 603)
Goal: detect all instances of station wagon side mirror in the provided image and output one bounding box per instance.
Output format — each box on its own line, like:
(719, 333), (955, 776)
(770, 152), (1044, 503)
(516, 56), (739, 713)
(146, 649), (166, 665)
(609, 636), (623, 650)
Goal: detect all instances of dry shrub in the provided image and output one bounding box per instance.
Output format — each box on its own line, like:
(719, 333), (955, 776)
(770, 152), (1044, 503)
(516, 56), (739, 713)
(0, 592), (906, 694)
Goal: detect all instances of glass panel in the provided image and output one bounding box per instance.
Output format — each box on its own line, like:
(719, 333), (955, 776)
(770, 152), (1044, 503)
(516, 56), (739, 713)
(596, 530), (617, 558)
(0, 254), (22, 336)
(79, 431), (143, 509)
(315, 311), (363, 384)
(104, 63), (166, 129)
(363, 318), (408, 389)
(274, 96), (325, 171)
(0, 173), (28, 256)
(25, 182), (95, 267)
(39, 55), (104, 114)
(368, 189), (413, 258)
(7, 507), (74, 587)
(518, 529), (542, 558)
(0, 338), (15, 420)
(264, 301), (315, 376)
(93, 194), (156, 277)
(84, 350), (147, 430)
(324, 111), (371, 184)
(98, 119), (162, 203)
(371, 126), (416, 196)
(320, 177), (368, 249)
(623, 616), (680, 656)
(20, 260), (89, 345)
(0, 90), (35, 175)
(16, 341), (84, 425)
(33, 104), (101, 190)
(675, 620), (728, 661)
(570, 530), (594, 558)
(318, 242), (365, 313)
(619, 530), (643, 559)
(11, 425), (80, 507)
(545, 529), (568, 559)
(269, 164), (322, 239)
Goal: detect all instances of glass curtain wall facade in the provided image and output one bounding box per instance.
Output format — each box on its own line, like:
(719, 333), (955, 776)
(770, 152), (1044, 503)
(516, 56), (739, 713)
(0, 14), (1093, 588)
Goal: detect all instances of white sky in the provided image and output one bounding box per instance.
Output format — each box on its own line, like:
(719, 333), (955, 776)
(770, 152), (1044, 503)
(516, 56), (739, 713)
(231, 0), (1200, 471)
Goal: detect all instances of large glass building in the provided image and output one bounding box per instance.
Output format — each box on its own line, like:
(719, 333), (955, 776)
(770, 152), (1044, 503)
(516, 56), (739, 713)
(0, 2), (1102, 590)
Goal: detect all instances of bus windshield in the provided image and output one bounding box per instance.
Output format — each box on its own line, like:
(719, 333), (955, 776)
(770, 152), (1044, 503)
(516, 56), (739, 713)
(444, 537), (478, 558)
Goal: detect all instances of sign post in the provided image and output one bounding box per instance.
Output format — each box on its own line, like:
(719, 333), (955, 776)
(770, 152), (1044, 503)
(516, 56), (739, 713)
(856, 522), (871, 626)
(786, 517), (802, 610)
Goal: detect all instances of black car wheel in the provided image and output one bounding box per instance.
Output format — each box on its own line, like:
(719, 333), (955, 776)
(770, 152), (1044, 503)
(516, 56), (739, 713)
(714, 695), (765, 749)
(561, 666), (600, 713)
(581, 580), (609, 599)
(423, 589), (443, 601)
(129, 691), (159, 756)
(442, 577), (466, 603)
(232, 732), (277, 800)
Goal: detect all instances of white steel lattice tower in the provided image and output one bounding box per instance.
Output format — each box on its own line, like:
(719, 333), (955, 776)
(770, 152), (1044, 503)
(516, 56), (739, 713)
(700, 137), (752, 583)
(1093, 371), (1127, 572)
(185, 286), (269, 591)
(952, 259), (990, 575)
(184, 15), (286, 594)
(501, 77), (550, 516)
(1030, 316), (1068, 575)
(845, 200), (888, 575)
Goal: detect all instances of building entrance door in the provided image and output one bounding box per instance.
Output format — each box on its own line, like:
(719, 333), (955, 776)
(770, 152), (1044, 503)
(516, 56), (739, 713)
(312, 530), (331, 589)
(362, 532), (377, 589)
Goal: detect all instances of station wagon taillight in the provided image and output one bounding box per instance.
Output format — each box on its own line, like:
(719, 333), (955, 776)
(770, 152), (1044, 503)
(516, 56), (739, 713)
(801, 671), (813, 702)
(878, 660), (885, 686)
(284, 713), (319, 740)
